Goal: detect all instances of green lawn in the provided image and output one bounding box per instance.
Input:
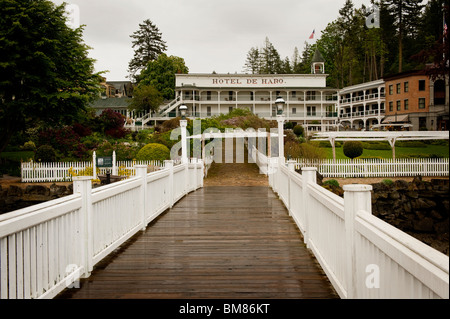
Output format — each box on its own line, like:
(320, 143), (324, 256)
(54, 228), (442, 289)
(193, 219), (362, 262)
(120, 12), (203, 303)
(322, 144), (449, 160)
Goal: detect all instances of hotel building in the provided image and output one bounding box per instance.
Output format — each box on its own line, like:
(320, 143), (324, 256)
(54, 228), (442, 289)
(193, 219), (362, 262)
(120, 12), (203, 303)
(337, 79), (386, 130)
(91, 51), (448, 132)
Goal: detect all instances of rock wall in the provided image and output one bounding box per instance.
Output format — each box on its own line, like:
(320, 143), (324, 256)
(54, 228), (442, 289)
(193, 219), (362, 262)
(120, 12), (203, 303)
(320, 175), (449, 255)
(0, 184), (73, 214)
(371, 176), (449, 239)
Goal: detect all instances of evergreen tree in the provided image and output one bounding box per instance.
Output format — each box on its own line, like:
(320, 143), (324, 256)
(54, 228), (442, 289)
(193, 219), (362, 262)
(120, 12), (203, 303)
(291, 47), (303, 73)
(0, 0), (102, 156)
(383, 0), (425, 73)
(243, 47), (261, 74)
(260, 37), (283, 74)
(128, 19), (167, 81)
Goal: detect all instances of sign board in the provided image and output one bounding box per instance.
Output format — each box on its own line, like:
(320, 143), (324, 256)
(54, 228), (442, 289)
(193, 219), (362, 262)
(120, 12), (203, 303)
(96, 156), (113, 168)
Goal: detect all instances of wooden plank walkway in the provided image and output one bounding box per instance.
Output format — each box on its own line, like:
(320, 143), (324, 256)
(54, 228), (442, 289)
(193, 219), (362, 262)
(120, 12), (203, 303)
(56, 186), (338, 299)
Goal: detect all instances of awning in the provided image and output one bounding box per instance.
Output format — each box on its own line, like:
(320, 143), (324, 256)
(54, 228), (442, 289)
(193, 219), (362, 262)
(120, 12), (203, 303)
(382, 114), (409, 123)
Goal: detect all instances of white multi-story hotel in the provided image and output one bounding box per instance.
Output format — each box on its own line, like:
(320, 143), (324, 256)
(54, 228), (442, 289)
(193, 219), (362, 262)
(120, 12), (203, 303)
(140, 51), (340, 133)
(337, 79), (386, 130)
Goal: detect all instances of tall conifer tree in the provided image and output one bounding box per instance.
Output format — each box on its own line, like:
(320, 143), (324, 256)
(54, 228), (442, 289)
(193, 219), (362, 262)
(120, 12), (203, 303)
(128, 19), (167, 81)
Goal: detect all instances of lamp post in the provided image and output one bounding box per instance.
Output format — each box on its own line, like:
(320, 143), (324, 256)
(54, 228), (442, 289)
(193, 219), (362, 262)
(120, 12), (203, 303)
(179, 104), (188, 164)
(275, 96), (285, 161)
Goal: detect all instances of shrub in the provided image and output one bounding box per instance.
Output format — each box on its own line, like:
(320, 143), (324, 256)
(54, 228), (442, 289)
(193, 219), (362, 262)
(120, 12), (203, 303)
(323, 179), (340, 188)
(136, 143), (170, 161)
(35, 145), (56, 162)
(293, 124), (304, 137)
(298, 143), (327, 160)
(382, 179), (393, 186)
(362, 141), (391, 150)
(95, 141), (139, 161)
(148, 131), (179, 149)
(343, 141), (363, 159)
(22, 141), (36, 151)
(285, 141), (302, 158)
(284, 122), (294, 130)
(395, 141), (427, 148)
(37, 126), (88, 159)
(72, 123), (92, 137)
(99, 109), (125, 135)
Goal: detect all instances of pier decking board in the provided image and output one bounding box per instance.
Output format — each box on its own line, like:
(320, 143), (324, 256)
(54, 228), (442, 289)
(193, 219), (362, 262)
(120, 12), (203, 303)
(56, 186), (338, 299)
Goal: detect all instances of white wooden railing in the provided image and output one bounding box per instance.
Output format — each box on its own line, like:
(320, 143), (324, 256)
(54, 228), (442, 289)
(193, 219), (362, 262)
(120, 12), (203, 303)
(0, 160), (204, 299)
(292, 158), (449, 178)
(21, 159), (164, 183)
(269, 159), (449, 299)
(250, 145), (268, 175)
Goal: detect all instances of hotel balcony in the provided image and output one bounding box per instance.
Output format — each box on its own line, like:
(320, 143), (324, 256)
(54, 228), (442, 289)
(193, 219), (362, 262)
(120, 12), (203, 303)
(339, 92), (386, 106)
(339, 109), (385, 119)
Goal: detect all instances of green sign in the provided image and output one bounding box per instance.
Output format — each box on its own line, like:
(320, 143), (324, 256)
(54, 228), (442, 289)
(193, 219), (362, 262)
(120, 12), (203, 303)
(97, 156), (113, 168)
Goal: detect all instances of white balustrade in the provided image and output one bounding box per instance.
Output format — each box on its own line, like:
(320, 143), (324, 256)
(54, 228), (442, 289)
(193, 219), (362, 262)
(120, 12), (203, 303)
(1, 160), (204, 299)
(268, 162), (449, 299)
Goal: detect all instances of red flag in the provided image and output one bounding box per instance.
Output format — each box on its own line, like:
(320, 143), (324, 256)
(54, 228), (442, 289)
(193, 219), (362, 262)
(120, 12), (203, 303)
(309, 29), (315, 39)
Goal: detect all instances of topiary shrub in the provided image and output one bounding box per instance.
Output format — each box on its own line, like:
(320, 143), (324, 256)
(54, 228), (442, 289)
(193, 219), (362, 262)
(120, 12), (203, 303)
(293, 124), (304, 137)
(343, 141), (363, 159)
(136, 143), (170, 161)
(35, 145), (56, 162)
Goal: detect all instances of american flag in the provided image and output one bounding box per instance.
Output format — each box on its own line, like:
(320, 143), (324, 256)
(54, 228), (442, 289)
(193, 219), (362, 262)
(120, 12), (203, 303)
(309, 29), (315, 39)
(444, 22), (447, 35)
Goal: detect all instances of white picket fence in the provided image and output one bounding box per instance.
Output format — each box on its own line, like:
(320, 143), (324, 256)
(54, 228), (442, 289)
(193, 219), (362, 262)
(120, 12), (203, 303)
(21, 159), (164, 183)
(292, 158), (449, 178)
(1, 159), (204, 299)
(268, 159), (449, 299)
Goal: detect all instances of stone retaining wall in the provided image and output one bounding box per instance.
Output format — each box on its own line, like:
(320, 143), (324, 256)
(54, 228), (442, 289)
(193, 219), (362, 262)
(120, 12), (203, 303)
(0, 184), (73, 214)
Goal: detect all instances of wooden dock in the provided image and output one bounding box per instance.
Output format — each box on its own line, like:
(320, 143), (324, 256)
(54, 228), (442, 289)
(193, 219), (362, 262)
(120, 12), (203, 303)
(56, 186), (338, 299)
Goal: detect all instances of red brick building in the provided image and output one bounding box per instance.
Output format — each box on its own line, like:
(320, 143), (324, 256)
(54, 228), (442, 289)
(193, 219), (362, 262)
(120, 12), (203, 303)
(384, 70), (449, 131)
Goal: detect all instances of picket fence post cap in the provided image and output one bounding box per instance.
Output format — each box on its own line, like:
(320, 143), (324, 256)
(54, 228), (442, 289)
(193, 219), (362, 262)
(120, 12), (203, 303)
(343, 184), (373, 192)
(72, 176), (92, 181)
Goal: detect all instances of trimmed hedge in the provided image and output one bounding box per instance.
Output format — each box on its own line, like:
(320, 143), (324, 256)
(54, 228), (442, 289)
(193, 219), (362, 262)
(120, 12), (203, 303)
(136, 143), (170, 162)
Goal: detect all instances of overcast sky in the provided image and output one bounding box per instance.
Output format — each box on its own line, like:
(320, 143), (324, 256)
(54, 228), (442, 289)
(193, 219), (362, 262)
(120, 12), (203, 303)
(51, 0), (371, 81)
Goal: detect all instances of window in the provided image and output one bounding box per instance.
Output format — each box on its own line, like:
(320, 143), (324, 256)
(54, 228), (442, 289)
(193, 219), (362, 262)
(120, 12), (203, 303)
(292, 107), (297, 114)
(250, 92), (254, 101)
(404, 82), (409, 93)
(206, 91), (211, 101)
(292, 91), (297, 98)
(396, 83), (401, 94)
(389, 101), (393, 111)
(229, 106), (233, 113)
(419, 80), (426, 91)
(207, 106), (211, 116)
(389, 85), (393, 95)
(397, 100), (401, 111)
(418, 98), (426, 109)
(228, 91), (234, 101)
(307, 106), (316, 116)
(404, 99), (409, 110)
